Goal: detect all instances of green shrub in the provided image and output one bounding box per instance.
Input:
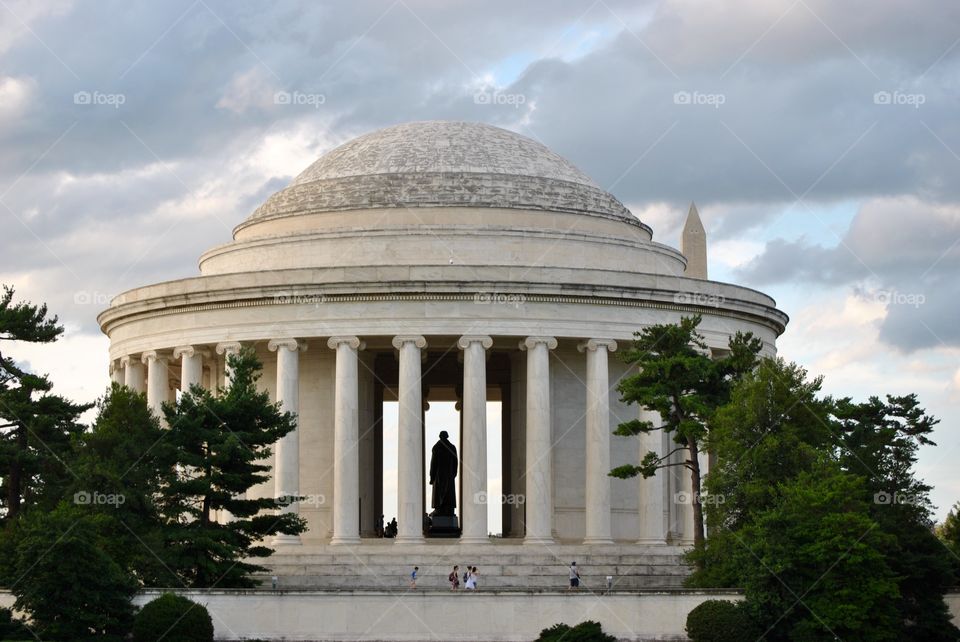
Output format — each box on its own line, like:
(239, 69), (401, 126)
(686, 599), (758, 642)
(536, 620), (615, 642)
(132, 593), (214, 642)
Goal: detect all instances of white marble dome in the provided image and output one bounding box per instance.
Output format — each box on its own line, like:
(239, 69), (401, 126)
(243, 121), (636, 230)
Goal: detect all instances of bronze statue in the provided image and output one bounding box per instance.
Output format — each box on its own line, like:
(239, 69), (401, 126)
(429, 430), (458, 516)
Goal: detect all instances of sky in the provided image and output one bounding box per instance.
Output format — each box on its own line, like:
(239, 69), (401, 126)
(1, 0), (958, 523)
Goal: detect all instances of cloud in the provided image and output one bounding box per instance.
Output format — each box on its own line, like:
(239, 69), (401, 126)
(736, 196), (960, 350)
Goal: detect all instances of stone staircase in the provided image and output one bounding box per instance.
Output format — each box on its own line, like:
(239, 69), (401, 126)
(254, 542), (692, 591)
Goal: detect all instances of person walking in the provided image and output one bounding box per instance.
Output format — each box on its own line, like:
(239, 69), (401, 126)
(449, 565), (460, 591)
(465, 566), (479, 590)
(568, 561), (580, 590)
(410, 566), (418, 589)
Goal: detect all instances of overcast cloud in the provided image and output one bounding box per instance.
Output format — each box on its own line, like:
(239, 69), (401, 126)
(1, 0), (958, 515)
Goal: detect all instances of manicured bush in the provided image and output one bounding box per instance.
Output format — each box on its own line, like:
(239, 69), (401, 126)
(685, 599), (758, 642)
(536, 620), (616, 642)
(132, 593), (214, 642)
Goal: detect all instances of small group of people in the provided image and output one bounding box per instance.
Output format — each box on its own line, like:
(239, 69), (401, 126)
(376, 514), (398, 538)
(448, 565), (479, 590)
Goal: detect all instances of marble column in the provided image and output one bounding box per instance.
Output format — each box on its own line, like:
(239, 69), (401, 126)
(637, 409), (668, 545)
(520, 336), (557, 544)
(393, 335), (427, 544)
(109, 361), (123, 385)
(142, 351), (169, 419)
(215, 341), (242, 387)
(578, 339), (617, 545)
(328, 336), (363, 546)
(173, 346), (204, 393)
(121, 355), (145, 393)
(269, 339), (306, 545)
(458, 335), (493, 544)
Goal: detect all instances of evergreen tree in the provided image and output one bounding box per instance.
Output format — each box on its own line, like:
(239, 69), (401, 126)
(0, 286), (88, 522)
(688, 358), (834, 587)
(834, 395), (960, 640)
(611, 315), (761, 556)
(71, 383), (177, 586)
(159, 347), (305, 587)
(10, 502), (137, 641)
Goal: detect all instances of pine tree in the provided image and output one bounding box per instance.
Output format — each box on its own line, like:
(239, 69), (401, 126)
(0, 285), (88, 522)
(610, 315), (761, 557)
(159, 347), (305, 587)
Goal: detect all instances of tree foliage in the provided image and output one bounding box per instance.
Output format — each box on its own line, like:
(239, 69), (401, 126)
(10, 503), (137, 641)
(0, 285), (88, 522)
(158, 347), (305, 587)
(70, 383), (176, 586)
(691, 357), (958, 640)
(833, 394), (960, 640)
(611, 315), (761, 554)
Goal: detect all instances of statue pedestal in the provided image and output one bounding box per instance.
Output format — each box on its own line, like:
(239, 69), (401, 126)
(427, 515), (460, 538)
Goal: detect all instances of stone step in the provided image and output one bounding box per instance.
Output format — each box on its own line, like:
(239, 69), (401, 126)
(261, 563), (691, 577)
(259, 575), (689, 590)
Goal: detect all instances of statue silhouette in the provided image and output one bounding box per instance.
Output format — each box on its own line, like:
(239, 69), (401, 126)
(429, 430), (458, 516)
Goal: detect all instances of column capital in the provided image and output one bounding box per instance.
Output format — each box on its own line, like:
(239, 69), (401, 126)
(173, 345), (211, 360)
(215, 341), (242, 356)
(140, 350), (168, 365)
(327, 336), (365, 351)
(392, 335), (427, 350)
(457, 335), (493, 350)
(519, 336), (557, 351)
(119, 354), (140, 368)
(577, 338), (618, 353)
(269, 338), (308, 353)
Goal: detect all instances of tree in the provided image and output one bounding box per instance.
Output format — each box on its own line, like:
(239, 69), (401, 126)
(692, 358), (954, 640)
(0, 285), (88, 522)
(70, 383), (177, 586)
(610, 315), (761, 556)
(10, 503), (137, 641)
(938, 502), (960, 563)
(158, 347), (305, 587)
(834, 395), (960, 640)
(736, 462), (899, 641)
(688, 358), (835, 587)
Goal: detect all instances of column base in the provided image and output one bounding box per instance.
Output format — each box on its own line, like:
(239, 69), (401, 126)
(523, 536), (555, 545)
(636, 538), (668, 546)
(272, 534), (302, 546)
(329, 536), (361, 546)
(393, 536), (425, 545)
(582, 537), (616, 545)
(459, 536), (491, 545)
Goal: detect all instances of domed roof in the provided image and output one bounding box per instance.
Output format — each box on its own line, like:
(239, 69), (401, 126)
(291, 121), (598, 187)
(242, 121), (636, 228)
